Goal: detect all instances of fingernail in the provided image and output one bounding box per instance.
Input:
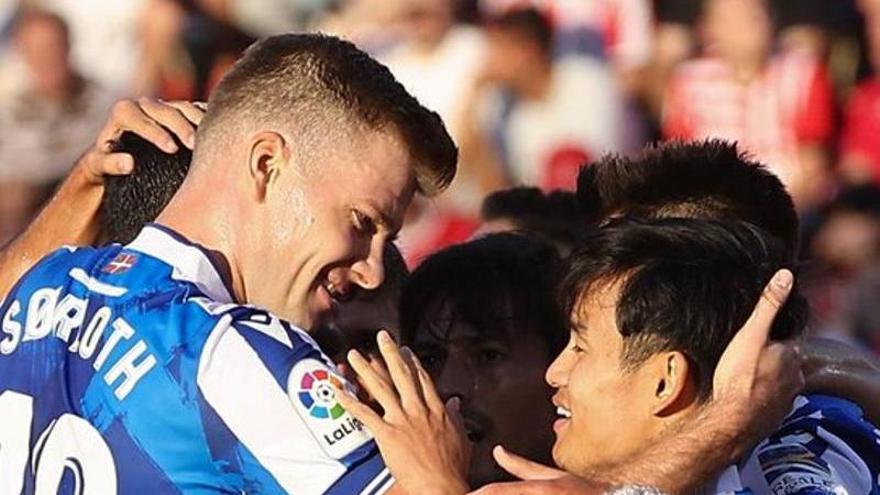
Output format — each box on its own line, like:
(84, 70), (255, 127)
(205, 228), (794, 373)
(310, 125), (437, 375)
(772, 270), (793, 291)
(401, 346), (414, 359)
(377, 330), (392, 344)
(118, 159), (133, 173)
(446, 396), (460, 411)
(164, 140), (178, 153)
(347, 349), (364, 363)
(186, 134), (196, 149)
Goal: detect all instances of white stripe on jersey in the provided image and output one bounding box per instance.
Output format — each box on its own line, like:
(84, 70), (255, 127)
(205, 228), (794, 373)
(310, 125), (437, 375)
(128, 227), (233, 303)
(815, 426), (873, 494)
(196, 315), (348, 495)
(360, 467), (394, 495)
(69, 268), (128, 297)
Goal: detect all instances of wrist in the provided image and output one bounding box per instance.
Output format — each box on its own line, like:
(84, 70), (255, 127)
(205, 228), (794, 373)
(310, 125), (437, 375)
(699, 400), (751, 462)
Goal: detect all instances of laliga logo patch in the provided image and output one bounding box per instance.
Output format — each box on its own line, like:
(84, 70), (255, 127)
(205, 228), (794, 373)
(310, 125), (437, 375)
(289, 359), (373, 460)
(297, 368), (346, 420)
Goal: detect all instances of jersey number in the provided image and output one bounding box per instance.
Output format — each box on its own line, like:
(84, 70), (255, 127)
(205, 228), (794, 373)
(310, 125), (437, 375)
(0, 391), (117, 494)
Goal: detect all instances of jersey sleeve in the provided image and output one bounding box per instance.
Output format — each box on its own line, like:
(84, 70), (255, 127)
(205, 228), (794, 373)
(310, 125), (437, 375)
(194, 305), (394, 495)
(743, 395), (880, 495)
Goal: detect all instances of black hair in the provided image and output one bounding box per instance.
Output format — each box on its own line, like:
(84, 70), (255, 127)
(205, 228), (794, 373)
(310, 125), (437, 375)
(481, 187), (590, 253)
(101, 131), (191, 244)
(578, 140), (800, 260)
(561, 217), (808, 402)
(485, 7), (555, 56)
(400, 233), (568, 356)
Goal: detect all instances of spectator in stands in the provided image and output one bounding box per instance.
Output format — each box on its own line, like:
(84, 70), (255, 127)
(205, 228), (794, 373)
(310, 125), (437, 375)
(458, 8), (623, 192)
(803, 185), (880, 353)
(840, 0), (880, 187)
(383, 0), (499, 268)
(0, 9), (114, 245)
(479, 0), (654, 96)
(662, 0), (835, 211)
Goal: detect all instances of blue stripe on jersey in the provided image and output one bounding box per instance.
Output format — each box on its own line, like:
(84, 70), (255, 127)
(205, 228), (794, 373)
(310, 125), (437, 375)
(760, 394), (880, 495)
(0, 225), (389, 494)
(325, 447), (388, 495)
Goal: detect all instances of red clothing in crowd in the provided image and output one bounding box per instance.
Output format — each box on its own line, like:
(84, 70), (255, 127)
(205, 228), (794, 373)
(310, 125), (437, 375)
(662, 52), (834, 189)
(841, 78), (880, 185)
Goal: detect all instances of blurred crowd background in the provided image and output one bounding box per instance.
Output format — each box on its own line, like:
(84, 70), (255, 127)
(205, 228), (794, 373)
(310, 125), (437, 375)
(0, 0), (877, 355)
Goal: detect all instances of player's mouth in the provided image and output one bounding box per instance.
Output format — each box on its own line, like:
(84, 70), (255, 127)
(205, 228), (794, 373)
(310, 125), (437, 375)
(552, 396), (572, 433)
(321, 278), (354, 303)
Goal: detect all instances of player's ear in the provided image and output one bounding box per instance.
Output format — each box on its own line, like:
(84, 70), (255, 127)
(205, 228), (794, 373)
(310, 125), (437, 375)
(650, 351), (696, 417)
(247, 131), (289, 202)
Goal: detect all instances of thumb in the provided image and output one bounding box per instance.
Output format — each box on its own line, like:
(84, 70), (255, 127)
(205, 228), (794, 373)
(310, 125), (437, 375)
(493, 446), (566, 481)
(714, 268), (794, 393)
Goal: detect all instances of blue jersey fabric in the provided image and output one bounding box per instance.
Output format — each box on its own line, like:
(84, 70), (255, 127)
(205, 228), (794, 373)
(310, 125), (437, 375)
(0, 225), (392, 494)
(709, 394), (880, 495)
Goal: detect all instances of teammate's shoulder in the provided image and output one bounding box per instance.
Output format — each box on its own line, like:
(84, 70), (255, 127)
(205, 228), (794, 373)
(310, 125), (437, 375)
(8, 244), (121, 293)
(750, 394), (880, 495)
(187, 298), (324, 355)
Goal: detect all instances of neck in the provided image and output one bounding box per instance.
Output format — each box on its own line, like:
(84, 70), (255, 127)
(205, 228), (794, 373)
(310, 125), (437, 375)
(154, 177), (247, 304)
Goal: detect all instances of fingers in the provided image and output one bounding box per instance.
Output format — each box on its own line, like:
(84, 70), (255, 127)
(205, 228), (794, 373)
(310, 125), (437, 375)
(714, 269), (795, 395)
(414, 352), (446, 415)
(138, 98), (197, 149)
(376, 331), (426, 414)
(347, 349), (400, 415)
(163, 100), (206, 126)
(99, 100), (179, 153)
(445, 396), (466, 436)
(492, 446), (566, 481)
(333, 380), (385, 434)
(735, 269), (794, 356)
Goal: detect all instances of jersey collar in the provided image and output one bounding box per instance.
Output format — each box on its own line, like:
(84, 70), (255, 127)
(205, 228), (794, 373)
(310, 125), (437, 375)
(127, 224), (235, 304)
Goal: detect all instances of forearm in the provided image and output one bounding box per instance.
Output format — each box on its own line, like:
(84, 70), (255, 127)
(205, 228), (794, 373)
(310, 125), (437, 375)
(0, 159), (103, 297)
(596, 408), (740, 494)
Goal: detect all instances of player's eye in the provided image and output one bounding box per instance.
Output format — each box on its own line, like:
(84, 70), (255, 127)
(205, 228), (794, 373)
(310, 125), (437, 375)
(351, 209), (377, 236)
(477, 348), (506, 364)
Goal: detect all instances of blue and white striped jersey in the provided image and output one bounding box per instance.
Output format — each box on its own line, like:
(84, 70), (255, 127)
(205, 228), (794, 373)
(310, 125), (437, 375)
(709, 394), (880, 495)
(0, 224), (394, 494)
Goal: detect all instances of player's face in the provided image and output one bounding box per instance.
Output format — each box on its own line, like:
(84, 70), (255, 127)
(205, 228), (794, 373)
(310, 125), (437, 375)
(545, 281), (659, 475)
(253, 129), (415, 330)
(411, 301), (557, 487)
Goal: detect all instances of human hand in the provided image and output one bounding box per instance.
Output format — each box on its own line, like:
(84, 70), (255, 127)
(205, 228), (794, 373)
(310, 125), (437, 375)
(467, 446), (607, 495)
(77, 99), (205, 185)
(335, 330), (471, 495)
(708, 269), (804, 458)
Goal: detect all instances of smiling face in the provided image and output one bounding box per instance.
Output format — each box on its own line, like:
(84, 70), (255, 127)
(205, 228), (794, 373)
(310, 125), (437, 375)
(244, 127), (416, 330)
(545, 280), (663, 475)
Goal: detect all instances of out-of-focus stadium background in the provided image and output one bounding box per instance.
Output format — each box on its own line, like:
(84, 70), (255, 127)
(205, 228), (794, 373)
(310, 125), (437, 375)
(0, 0), (877, 355)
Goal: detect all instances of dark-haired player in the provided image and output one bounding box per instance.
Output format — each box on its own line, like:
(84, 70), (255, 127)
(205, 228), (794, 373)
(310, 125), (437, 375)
(579, 140), (880, 424)
(99, 131), (192, 244)
(546, 217), (878, 494)
(400, 233), (567, 487)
